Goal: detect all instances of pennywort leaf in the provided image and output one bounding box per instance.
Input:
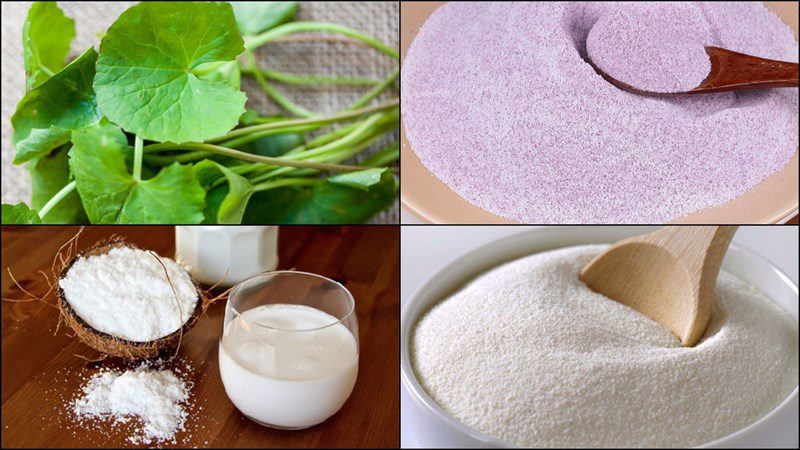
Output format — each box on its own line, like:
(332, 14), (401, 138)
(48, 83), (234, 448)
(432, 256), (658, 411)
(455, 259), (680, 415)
(11, 48), (100, 164)
(243, 168), (397, 224)
(94, 1), (247, 143)
(194, 160), (255, 224)
(69, 123), (206, 224)
(2, 203), (43, 224)
(231, 1), (298, 36)
(29, 146), (87, 223)
(13, 127), (72, 165)
(327, 167), (390, 190)
(22, 1), (75, 91)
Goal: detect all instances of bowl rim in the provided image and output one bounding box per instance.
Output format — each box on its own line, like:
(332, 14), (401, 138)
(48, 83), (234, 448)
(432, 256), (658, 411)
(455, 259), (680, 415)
(399, 1), (800, 225)
(400, 227), (799, 448)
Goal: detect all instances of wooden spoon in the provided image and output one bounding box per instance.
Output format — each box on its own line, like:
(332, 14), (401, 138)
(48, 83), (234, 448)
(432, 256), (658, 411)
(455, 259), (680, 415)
(579, 226), (738, 346)
(596, 47), (799, 96)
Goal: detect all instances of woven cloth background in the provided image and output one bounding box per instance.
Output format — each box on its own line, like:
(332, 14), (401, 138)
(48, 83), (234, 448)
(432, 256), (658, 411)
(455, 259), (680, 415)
(0, 1), (399, 223)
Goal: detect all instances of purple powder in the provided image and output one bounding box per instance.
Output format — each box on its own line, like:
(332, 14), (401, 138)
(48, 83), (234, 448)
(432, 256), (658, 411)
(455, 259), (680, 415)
(401, 2), (799, 224)
(586, 3), (712, 93)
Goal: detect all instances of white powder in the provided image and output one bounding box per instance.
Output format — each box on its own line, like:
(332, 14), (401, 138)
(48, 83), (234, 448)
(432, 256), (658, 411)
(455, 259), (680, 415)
(72, 364), (191, 445)
(59, 247), (198, 342)
(412, 245), (799, 448)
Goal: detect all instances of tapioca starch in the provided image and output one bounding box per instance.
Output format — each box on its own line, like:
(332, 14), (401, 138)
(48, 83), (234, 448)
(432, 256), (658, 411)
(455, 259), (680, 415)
(411, 245), (799, 447)
(401, 2), (799, 223)
(586, 3), (713, 93)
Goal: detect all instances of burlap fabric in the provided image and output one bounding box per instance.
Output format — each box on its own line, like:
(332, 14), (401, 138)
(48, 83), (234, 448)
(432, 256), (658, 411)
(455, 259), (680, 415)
(0, 1), (399, 223)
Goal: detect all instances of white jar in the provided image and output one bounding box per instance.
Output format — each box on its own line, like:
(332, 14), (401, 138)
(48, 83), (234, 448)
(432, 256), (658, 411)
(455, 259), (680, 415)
(175, 226), (279, 287)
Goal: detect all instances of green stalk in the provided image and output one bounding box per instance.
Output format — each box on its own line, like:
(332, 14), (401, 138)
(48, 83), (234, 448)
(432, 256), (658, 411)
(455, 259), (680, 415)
(155, 142), (368, 172)
(200, 100), (398, 146)
(144, 151), (214, 165)
(226, 120), (366, 181)
(39, 65), (56, 78)
(311, 133), (385, 164)
(142, 101), (393, 152)
(240, 67), (378, 87)
(284, 111), (397, 162)
(220, 124), (317, 149)
(247, 127), (389, 184)
(347, 67), (399, 110)
(133, 135), (144, 181)
(245, 22), (399, 59)
(303, 121), (363, 149)
(38, 181), (76, 219)
(252, 177), (319, 192)
(246, 53), (316, 118)
(358, 142), (400, 167)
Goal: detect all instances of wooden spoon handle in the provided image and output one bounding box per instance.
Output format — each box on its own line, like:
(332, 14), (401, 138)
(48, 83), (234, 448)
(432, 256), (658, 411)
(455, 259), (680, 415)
(693, 47), (799, 93)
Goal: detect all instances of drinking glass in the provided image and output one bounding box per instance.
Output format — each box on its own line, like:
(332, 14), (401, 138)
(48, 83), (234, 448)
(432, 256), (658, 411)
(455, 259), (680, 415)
(219, 271), (359, 429)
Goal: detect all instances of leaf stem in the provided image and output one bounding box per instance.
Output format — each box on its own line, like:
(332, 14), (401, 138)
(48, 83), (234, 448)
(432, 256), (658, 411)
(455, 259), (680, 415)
(144, 151), (214, 165)
(133, 136), (143, 181)
(252, 177), (319, 192)
(247, 119), (393, 184)
(219, 125), (316, 150)
(244, 22), (399, 59)
(38, 181), (76, 219)
(358, 141), (400, 167)
(226, 120), (365, 180)
(240, 67), (378, 87)
(246, 53), (316, 118)
(284, 111), (397, 162)
(347, 67), (399, 110)
(156, 142), (368, 172)
(39, 65), (56, 78)
(144, 100), (397, 148)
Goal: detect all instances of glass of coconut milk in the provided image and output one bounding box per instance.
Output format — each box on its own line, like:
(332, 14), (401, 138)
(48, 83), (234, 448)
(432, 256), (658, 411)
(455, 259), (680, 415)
(219, 271), (359, 429)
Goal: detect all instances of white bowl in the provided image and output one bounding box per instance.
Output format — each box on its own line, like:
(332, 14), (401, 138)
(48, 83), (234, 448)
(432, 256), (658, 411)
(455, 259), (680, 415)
(400, 226), (799, 448)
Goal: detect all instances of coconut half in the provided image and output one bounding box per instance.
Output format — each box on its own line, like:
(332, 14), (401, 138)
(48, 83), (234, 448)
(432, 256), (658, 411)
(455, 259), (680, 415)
(57, 238), (204, 360)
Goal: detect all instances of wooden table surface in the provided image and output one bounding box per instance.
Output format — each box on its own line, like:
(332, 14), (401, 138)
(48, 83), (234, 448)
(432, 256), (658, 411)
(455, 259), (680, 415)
(1, 226), (399, 448)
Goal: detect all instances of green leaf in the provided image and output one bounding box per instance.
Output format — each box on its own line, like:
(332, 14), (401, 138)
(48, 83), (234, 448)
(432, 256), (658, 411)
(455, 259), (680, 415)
(11, 48), (100, 164)
(94, 1), (247, 143)
(29, 146), (87, 223)
(2, 203), (42, 224)
(243, 168), (397, 224)
(327, 168), (388, 190)
(23, 2), (75, 91)
(13, 127), (72, 164)
(194, 160), (254, 224)
(69, 123), (206, 224)
(231, 1), (298, 36)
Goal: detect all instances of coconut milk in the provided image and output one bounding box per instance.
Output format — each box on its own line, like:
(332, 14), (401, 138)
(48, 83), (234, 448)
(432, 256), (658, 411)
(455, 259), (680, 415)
(175, 226), (279, 287)
(219, 304), (358, 429)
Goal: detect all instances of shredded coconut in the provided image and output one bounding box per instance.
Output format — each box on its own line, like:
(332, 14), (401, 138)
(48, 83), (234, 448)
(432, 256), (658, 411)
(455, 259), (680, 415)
(59, 247), (198, 342)
(412, 245), (799, 447)
(72, 363), (191, 445)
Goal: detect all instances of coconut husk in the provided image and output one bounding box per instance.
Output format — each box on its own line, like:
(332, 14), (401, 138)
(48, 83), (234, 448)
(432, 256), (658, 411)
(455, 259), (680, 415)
(56, 237), (208, 361)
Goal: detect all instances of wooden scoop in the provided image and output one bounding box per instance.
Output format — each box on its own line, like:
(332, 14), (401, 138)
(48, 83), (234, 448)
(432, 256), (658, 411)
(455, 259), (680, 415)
(579, 226), (737, 346)
(597, 47), (799, 96)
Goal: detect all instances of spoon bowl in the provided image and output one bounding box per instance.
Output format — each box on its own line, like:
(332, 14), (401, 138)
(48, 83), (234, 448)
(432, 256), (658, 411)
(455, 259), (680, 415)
(593, 46), (799, 96)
